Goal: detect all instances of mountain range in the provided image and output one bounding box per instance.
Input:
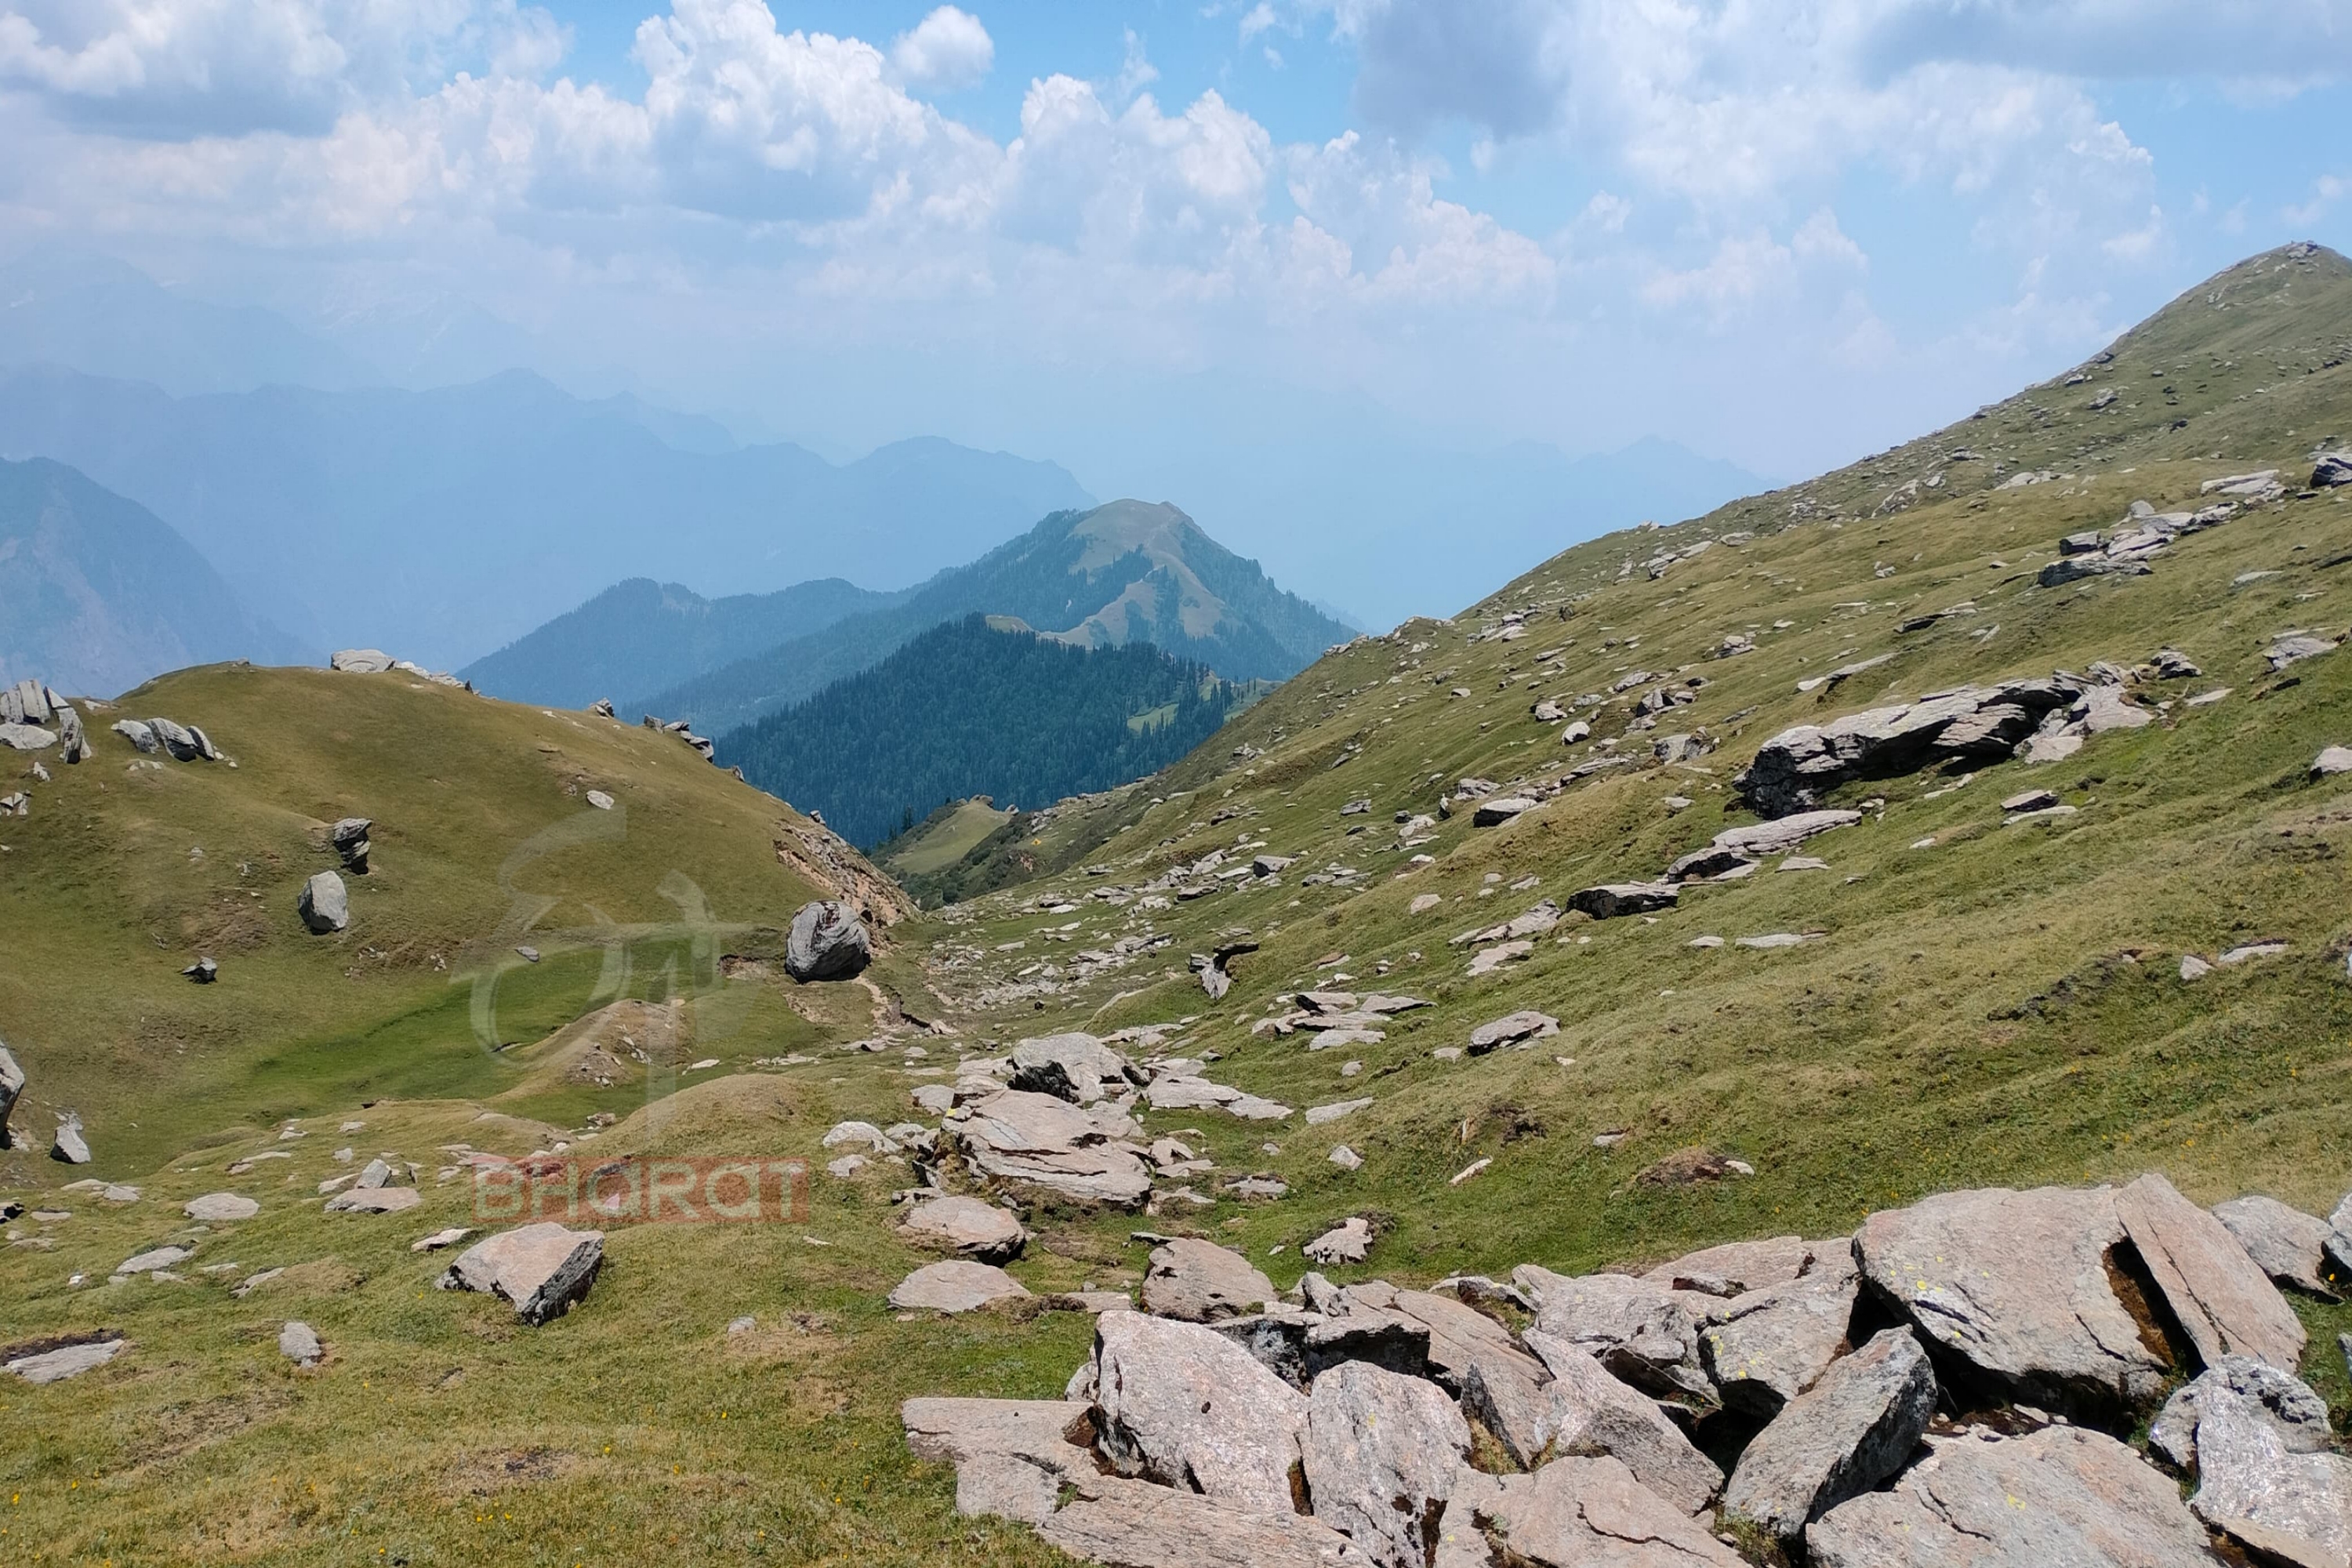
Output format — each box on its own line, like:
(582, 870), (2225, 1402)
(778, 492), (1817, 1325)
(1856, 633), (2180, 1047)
(634, 499), (1352, 735)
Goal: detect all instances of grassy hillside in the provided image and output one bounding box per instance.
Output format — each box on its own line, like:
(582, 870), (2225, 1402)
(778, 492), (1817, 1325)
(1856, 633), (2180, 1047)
(7, 242), (2352, 1568)
(0, 662), (908, 1174)
(882, 797), (1017, 877)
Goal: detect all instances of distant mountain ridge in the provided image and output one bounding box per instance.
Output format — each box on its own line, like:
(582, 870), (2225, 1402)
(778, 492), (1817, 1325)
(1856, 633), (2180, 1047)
(720, 614), (1255, 850)
(460, 576), (906, 710)
(641, 499), (1352, 735)
(0, 456), (308, 694)
(0, 364), (1095, 669)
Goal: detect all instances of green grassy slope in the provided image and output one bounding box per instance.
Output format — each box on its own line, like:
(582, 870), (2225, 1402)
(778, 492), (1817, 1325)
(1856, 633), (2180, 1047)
(882, 798), (1017, 876)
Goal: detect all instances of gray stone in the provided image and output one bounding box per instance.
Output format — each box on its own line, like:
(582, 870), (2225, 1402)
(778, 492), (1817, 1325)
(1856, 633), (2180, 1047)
(5, 1338), (125, 1384)
(1698, 1251), (1862, 1416)
(2115, 1171), (2303, 1371)
(52, 1116), (90, 1164)
(1348, 1281), (1542, 1403)
(146, 716), (204, 760)
(298, 870), (350, 933)
(1854, 1185), (2165, 1419)
(2212, 1194), (2334, 1295)
(1567, 883), (1680, 920)
(330, 816), (372, 871)
(116, 1244), (194, 1275)
(1040, 1473), (1377, 1566)
(111, 717), (160, 752)
(332, 648), (394, 672)
(899, 1196), (1029, 1264)
(1474, 797), (1537, 828)
(952, 1088), (1153, 1208)
(786, 899), (871, 982)
(1737, 681), (2082, 817)
(1305, 1098), (1372, 1127)
(183, 1192), (259, 1221)
(1644, 1235), (1816, 1298)
(1522, 1330), (1724, 1514)
(1468, 1011), (1559, 1054)
(0, 1043), (21, 1149)
(2269, 633), (2340, 672)
(1305, 1218), (1374, 1265)
(1010, 1031), (1137, 1104)
(1091, 1309), (1308, 1515)
(901, 1396), (1096, 1526)
(1479, 1457), (1745, 1566)
(355, 1156), (395, 1189)
(2311, 746), (2352, 779)
(1303, 1361), (1472, 1568)
(1512, 1265), (1715, 1406)
(2189, 1387), (2352, 1567)
(2311, 452), (2352, 488)
(1143, 1238), (1275, 1322)
(1667, 811), (1862, 880)
(1807, 1426), (2216, 1568)
(437, 1221), (604, 1323)
(0, 721), (56, 751)
(279, 1321), (323, 1367)
(182, 956), (219, 983)
(2147, 1355), (2332, 1470)
(1723, 1327), (1936, 1541)
(889, 1260), (1031, 1314)
(325, 1185), (420, 1213)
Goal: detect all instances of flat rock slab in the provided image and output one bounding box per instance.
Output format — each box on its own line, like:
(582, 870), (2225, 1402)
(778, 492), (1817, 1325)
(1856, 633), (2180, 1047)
(1304, 1218), (1373, 1265)
(1468, 1011), (1559, 1053)
(2212, 1194), (2335, 1296)
(116, 1244), (193, 1276)
(1806, 1426), (2222, 1568)
(1039, 1473), (1375, 1566)
(1522, 1330), (1724, 1515)
(5, 1338), (125, 1383)
(1142, 1238), (1275, 1322)
(438, 1221), (604, 1324)
(1479, 1456), (1745, 1566)
(1302, 1360), (1471, 1568)
(1723, 1327), (1935, 1542)
(1347, 1281), (1545, 1401)
(278, 1321), (323, 1367)
(1092, 1310), (1308, 1515)
(902, 1396), (1094, 1525)
(1855, 1186), (2165, 1418)
(325, 1186), (421, 1214)
(1009, 1032), (1136, 1105)
(890, 1261), (1031, 1314)
(2115, 1172), (2303, 1371)
(183, 1192), (260, 1221)
(899, 1196), (1029, 1264)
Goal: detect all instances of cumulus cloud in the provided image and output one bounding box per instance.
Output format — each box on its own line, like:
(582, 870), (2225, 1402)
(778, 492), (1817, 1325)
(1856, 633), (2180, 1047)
(890, 5), (992, 93)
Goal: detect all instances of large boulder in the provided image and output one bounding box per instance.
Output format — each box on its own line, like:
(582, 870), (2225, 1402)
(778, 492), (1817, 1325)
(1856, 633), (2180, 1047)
(1302, 1361), (1472, 1568)
(330, 817), (372, 872)
(2187, 1385), (2352, 1566)
(901, 1397), (1098, 1526)
(1346, 1281), (1547, 1401)
(1566, 883), (1680, 920)
(54, 705), (89, 763)
(1143, 1238), (1276, 1323)
(2213, 1194), (2335, 1296)
(1478, 1457), (1745, 1566)
(2312, 452), (2352, 488)
(889, 1261), (1030, 1314)
(1522, 1331), (1724, 1515)
(1512, 1265), (1715, 1406)
(1009, 1033), (1138, 1105)
(1737, 680), (2081, 817)
(2147, 1355), (2332, 1469)
(1039, 1473), (1377, 1566)
(1854, 1186), (2166, 1418)
(1722, 1327), (1936, 1543)
(1806, 1426), (2230, 1568)
(0, 1043), (22, 1149)
(2114, 1171), (2303, 1371)
(437, 1222), (604, 1324)
(898, 1196), (1028, 1264)
(1697, 1250), (1861, 1416)
(1667, 811), (1862, 880)
(950, 1088), (1153, 1208)
(298, 871), (350, 934)
(0, 721), (56, 751)
(786, 900), (870, 982)
(1091, 1310), (1308, 1515)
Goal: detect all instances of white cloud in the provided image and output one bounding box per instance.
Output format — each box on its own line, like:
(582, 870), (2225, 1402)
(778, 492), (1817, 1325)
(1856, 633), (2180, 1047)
(890, 5), (992, 93)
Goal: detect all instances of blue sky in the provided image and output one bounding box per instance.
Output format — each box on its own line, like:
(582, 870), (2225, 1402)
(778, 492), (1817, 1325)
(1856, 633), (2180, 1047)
(2, 0), (2350, 621)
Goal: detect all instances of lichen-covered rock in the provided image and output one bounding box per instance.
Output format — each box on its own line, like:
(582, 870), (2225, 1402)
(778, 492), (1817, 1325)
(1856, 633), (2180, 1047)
(1723, 1328), (1936, 1542)
(1091, 1309), (1308, 1516)
(1302, 1360), (1471, 1568)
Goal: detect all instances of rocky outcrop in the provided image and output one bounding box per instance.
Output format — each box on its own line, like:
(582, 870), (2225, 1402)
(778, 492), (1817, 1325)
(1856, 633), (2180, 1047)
(1040, 1475), (1376, 1567)
(1736, 677), (2082, 816)
(1091, 1310), (1308, 1515)
(949, 1088), (1154, 1208)
(2114, 1171), (2304, 1371)
(1480, 1457), (1744, 1566)
(1722, 1327), (1936, 1542)
(1855, 1185), (2165, 1418)
(1697, 1250), (1861, 1416)
(1142, 1238), (1275, 1323)
(898, 1195), (1029, 1264)
(889, 1261), (1031, 1314)
(298, 871), (350, 934)
(437, 1222), (604, 1324)
(1521, 1330), (1724, 1514)
(1512, 1265), (1715, 1406)
(1808, 1426), (2218, 1568)
(786, 899), (871, 982)
(1010, 1033), (1140, 1105)
(1666, 811), (1862, 880)
(1301, 1361), (1472, 1568)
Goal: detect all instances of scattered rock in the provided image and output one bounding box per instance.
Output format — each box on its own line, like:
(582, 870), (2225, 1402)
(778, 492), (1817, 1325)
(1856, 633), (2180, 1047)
(329, 817), (372, 873)
(1305, 1098), (1371, 1126)
(1807, 1426), (2216, 1568)
(180, 956), (219, 983)
(1473, 797), (1537, 828)
(0, 1044), (22, 1149)
(1465, 940), (1533, 976)
(899, 1196), (1029, 1265)
(1694, 1250), (1862, 1416)
(279, 1321), (323, 1367)
(2180, 953), (2212, 981)
(411, 1227), (473, 1253)
(1301, 1361), (1471, 1568)
(325, 1186), (421, 1214)
(1567, 882), (1679, 920)
(2311, 452), (2352, 488)
(2002, 788), (2059, 813)
(1737, 681), (2082, 817)
(890, 1260), (1031, 1314)
(1142, 1239), (1275, 1322)
(902, 1396), (1098, 1526)
(2312, 746), (2352, 779)
(115, 1243), (194, 1276)
(1009, 1033), (1138, 1105)
(1091, 1310), (1308, 1515)
(1724, 1327), (1936, 1542)
(1304, 1218), (1373, 1265)
(332, 649), (394, 673)
(1634, 1147), (1755, 1184)
(2267, 633), (2340, 672)
(786, 900), (871, 982)
(437, 1222), (604, 1323)
(52, 1116), (90, 1164)
(183, 1192), (258, 1221)
(1468, 1011), (1558, 1054)
(298, 871), (350, 934)
(5, 1338), (125, 1384)
(951, 1089), (1153, 1208)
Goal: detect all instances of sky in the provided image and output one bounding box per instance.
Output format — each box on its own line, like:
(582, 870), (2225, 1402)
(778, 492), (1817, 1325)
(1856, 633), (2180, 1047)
(3, 0), (2351, 620)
